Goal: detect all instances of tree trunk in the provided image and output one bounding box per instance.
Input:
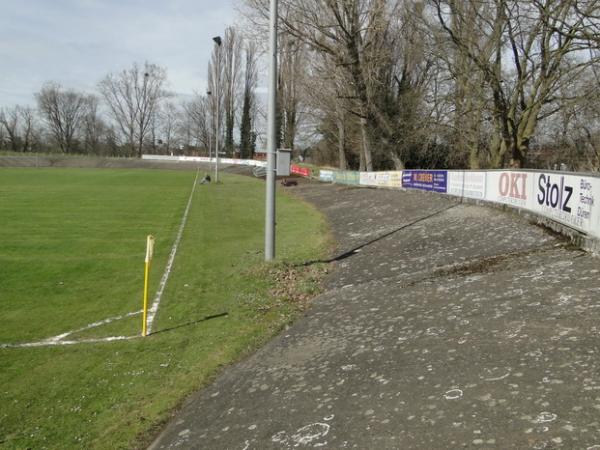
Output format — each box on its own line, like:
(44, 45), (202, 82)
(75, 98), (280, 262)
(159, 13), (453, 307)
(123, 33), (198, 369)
(138, 135), (143, 158)
(337, 117), (347, 170)
(360, 117), (373, 171)
(226, 114), (235, 156)
(391, 153), (404, 170)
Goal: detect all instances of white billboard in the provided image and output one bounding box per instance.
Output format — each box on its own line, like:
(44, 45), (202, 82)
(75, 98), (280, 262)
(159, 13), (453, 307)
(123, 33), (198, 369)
(485, 171), (534, 209)
(530, 173), (599, 236)
(359, 171), (402, 188)
(448, 171), (486, 199)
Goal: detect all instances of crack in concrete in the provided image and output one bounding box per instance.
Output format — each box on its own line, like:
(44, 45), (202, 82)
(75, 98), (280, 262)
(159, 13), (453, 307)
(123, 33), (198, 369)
(299, 203), (461, 268)
(320, 242), (571, 299)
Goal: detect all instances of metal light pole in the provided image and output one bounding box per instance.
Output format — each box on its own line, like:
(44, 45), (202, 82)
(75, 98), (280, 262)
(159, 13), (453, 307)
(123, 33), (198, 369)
(212, 36), (222, 183)
(206, 90), (213, 173)
(265, 0), (278, 261)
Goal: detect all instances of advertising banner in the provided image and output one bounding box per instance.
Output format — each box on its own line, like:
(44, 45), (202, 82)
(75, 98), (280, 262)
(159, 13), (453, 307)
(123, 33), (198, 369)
(333, 170), (360, 185)
(141, 155), (267, 166)
(447, 171), (463, 197)
(375, 171), (401, 188)
(319, 169), (334, 182)
(359, 172), (378, 186)
(384, 171), (403, 188)
(291, 164), (311, 177)
(359, 171), (402, 188)
(448, 171), (486, 199)
(485, 171), (533, 209)
(375, 171), (390, 186)
(531, 173), (599, 236)
(348, 171), (361, 185)
(402, 170), (447, 193)
(143, 157), (600, 241)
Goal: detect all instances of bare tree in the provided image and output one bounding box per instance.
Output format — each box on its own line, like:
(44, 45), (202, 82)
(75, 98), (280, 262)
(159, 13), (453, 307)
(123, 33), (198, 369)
(0, 106), (37, 152)
(240, 40), (258, 159)
(431, 0), (600, 167)
(240, 0), (600, 170)
(223, 27), (243, 156)
(301, 49), (357, 169)
(98, 62), (168, 157)
(0, 106), (20, 152)
(0, 117), (5, 150)
(432, 0), (491, 168)
(81, 95), (106, 155)
(243, 0), (435, 170)
(19, 106), (36, 152)
(36, 83), (87, 153)
(532, 71), (600, 171)
(182, 94), (211, 153)
(159, 102), (181, 154)
(278, 35), (306, 151)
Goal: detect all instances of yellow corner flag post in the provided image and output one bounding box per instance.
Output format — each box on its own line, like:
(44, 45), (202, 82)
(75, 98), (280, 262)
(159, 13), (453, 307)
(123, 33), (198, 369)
(142, 235), (155, 337)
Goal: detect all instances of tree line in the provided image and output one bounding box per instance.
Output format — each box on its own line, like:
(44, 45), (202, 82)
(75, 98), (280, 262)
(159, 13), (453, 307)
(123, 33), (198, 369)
(242, 0), (600, 171)
(0, 27), (259, 160)
(3, 1), (600, 171)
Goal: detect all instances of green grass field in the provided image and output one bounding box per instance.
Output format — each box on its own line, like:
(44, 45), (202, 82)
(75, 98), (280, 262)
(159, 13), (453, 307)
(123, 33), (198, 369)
(0, 167), (329, 449)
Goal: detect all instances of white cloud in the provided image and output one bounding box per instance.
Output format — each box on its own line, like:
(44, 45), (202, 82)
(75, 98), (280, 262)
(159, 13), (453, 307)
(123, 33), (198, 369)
(0, 0), (237, 106)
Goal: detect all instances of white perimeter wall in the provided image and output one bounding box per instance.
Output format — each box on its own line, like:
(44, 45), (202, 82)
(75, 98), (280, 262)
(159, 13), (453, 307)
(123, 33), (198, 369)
(142, 154), (266, 167)
(143, 155), (599, 241)
(326, 168), (599, 240)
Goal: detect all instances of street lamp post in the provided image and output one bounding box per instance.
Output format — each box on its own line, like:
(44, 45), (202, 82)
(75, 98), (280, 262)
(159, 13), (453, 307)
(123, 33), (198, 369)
(265, 0), (278, 261)
(212, 36), (222, 183)
(206, 90), (212, 173)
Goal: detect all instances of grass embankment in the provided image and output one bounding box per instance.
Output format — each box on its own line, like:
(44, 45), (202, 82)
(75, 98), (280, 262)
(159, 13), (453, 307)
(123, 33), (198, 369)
(0, 168), (329, 449)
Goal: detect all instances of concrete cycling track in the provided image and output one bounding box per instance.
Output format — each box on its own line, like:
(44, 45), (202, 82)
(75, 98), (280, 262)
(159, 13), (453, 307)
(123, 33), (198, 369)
(151, 177), (600, 450)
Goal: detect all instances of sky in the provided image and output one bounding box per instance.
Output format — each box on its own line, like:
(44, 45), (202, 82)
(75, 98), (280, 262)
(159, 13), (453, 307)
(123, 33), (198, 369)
(0, 0), (239, 106)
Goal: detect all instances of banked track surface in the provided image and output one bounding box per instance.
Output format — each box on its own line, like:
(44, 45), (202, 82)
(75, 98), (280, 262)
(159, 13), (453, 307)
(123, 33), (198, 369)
(150, 178), (599, 449)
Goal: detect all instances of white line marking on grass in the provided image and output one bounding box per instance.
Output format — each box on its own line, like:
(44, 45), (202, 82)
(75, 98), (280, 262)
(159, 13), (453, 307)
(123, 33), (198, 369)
(146, 169), (200, 334)
(48, 310), (143, 343)
(2, 335), (137, 348)
(0, 310), (142, 349)
(1, 170), (201, 349)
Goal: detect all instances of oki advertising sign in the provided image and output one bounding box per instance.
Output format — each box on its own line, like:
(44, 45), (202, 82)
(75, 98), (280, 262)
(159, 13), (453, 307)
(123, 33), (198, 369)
(532, 173), (598, 235)
(486, 171), (531, 208)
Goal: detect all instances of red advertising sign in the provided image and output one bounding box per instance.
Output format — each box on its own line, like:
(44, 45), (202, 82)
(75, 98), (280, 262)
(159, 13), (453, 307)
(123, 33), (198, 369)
(291, 165), (311, 177)
(486, 171), (530, 208)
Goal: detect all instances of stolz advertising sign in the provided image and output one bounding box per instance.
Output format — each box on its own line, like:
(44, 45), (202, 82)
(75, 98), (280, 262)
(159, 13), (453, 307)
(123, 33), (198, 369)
(486, 171), (531, 208)
(402, 170), (447, 193)
(532, 173), (597, 234)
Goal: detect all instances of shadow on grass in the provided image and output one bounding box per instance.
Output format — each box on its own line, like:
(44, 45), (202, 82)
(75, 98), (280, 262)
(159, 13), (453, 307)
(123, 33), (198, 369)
(151, 312), (229, 335)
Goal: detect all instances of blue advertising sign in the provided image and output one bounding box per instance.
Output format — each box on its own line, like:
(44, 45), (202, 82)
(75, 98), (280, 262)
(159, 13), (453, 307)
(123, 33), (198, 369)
(402, 170), (448, 193)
